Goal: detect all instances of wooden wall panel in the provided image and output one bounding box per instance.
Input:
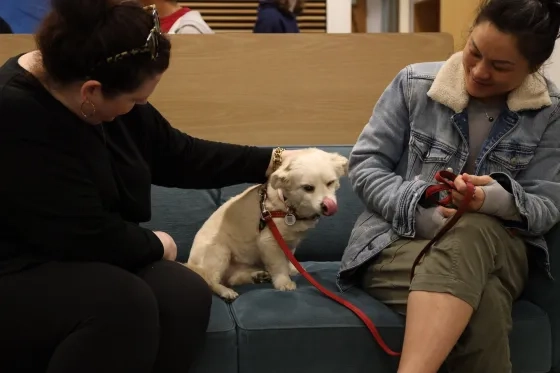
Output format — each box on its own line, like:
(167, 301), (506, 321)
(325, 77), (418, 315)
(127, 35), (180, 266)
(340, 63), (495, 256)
(0, 33), (454, 145)
(439, 0), (481, 51)
(413, 0), (440, 33)
(182, 1), (326, 33)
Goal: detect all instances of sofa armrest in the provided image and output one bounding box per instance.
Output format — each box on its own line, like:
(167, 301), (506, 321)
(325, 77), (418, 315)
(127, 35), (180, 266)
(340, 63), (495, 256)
(522, 223), (560, 372)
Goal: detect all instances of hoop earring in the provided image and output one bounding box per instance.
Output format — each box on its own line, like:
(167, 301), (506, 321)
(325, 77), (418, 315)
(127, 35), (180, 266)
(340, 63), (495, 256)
(80, 100), (96, 119)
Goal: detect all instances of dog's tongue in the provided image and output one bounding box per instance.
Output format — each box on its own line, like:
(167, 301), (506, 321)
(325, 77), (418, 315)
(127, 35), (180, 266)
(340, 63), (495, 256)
(321, 197), (338, 216)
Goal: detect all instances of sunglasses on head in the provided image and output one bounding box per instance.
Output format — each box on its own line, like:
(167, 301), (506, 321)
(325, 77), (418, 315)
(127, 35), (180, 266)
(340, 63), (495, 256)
(104, 4), (162, 64)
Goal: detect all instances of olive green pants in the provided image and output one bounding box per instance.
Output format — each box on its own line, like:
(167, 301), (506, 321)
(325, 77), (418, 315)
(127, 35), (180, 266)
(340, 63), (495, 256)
(362, 213), (528, 373)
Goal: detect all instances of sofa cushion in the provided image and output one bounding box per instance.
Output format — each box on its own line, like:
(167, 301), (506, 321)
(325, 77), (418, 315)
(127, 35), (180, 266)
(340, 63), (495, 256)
(522, 223), (560, 372)
(510, 300), (552, 373)
(191, 295), (238, 373)
(231, 261), (403, 373)
(142, 186), (220, 261)
(230, 261), (552, 373)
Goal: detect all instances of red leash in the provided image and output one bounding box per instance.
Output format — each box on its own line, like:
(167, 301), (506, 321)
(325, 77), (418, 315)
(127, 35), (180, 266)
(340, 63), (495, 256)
(409, 171), (475, 281)
(262, 213), (401, 356)
(262, 170), (475, 357)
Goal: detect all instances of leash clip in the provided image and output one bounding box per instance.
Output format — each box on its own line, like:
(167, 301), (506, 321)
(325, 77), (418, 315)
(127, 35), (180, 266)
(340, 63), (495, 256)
(261, 204), (272, 221)
(259, 185), (272, 220)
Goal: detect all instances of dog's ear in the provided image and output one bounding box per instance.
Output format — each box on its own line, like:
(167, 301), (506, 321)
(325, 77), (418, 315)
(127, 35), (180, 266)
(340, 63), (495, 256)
(330, 153), (349, 178)
(269, 163), (291, 189)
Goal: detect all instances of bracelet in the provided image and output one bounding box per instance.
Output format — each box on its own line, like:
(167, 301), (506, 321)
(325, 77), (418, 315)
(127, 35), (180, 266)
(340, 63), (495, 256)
(272, 147), (285, 172)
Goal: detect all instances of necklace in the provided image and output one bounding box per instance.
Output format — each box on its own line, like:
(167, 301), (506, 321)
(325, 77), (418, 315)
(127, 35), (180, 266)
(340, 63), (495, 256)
(484, 111), (494, 122)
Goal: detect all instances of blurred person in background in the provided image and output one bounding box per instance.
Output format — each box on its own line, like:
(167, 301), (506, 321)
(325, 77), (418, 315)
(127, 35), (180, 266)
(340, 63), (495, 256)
(0, 16), (13, 33)
(140, 0), (213, 34)
(253, 0), (305, 33)
(0, 0), (49, 33)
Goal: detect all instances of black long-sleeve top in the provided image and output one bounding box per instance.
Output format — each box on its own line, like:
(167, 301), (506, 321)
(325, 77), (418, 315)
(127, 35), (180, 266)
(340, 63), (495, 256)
(0, 55), (272, 275)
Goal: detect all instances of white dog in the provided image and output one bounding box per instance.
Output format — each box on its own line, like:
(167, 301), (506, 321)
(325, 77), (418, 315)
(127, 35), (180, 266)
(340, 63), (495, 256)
(185, 148), (348, 300)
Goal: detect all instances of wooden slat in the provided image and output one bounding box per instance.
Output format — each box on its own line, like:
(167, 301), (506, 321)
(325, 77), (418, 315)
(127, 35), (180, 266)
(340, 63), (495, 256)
(201, 22), (325, 28)
(198, 8), (326, 14)
(183, 1), (325, 8)
(0, 33), (454, 145)
(203, 15), (326, 22)
(216, 28), (325, 33)
(182, 2), (257, 8)
(180, 1), (326, 33)
(212, 29), (325, 33)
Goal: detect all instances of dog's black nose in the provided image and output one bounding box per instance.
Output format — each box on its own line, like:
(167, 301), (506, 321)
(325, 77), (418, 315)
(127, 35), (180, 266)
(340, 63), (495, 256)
(320, 202), (327, 213)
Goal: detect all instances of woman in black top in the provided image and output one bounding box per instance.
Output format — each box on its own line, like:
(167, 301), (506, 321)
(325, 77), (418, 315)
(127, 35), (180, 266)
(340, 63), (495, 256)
(0, 1), (294, 372)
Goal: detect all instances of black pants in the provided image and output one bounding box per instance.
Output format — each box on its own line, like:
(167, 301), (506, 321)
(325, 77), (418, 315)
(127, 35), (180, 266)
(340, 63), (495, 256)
(0, 260), (212, 373)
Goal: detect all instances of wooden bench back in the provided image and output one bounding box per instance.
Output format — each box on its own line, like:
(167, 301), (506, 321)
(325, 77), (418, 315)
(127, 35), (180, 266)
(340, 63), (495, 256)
(0, 33), (453, 145)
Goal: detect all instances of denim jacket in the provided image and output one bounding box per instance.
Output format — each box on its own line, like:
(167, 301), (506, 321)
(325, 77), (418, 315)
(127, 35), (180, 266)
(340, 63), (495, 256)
(337, 52), (560, 291)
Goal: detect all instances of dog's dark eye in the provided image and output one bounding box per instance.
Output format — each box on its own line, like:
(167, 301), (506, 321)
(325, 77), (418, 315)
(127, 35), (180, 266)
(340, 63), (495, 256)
(326, 180), (335, 187)
(302, 185), (315, 192)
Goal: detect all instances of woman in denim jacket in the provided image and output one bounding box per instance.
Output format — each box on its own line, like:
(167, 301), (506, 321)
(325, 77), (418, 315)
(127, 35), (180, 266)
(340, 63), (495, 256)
(339, 0), (560, 372)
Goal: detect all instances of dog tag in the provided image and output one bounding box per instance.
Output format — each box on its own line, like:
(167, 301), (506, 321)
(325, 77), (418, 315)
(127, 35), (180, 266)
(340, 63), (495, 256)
(284, 214), (296, 226)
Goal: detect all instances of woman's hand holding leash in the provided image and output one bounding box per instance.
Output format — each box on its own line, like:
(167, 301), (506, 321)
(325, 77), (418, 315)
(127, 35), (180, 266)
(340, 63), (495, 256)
(439, 173), (493, 217)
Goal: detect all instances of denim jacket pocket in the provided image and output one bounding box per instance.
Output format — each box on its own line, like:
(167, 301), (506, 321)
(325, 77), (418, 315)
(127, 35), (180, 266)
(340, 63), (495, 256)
(354, 210), (376, 228)
(345, 215), (391, 263)
(487, 143), (536, 176)
(347, 210), (379, 245)
(408, 131), (455, 181)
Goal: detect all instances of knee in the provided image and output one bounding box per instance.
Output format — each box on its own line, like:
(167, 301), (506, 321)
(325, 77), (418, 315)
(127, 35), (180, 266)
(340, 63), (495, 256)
(85, 264), (160, 336)
(452, 213), (503, 237)
(180, 264), (213, 313)
(444, 212), (512, 255)
(141, 261), (212, 320)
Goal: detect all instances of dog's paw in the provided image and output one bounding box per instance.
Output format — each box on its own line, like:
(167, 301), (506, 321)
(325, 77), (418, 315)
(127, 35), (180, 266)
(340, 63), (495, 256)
(275, 280), (297, 291)
(251, 270), (272, 283)
(219, 288), (239, 301)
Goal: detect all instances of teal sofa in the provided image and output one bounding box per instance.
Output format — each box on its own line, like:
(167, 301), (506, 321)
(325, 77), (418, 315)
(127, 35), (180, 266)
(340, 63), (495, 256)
(142, 145), (559, 373)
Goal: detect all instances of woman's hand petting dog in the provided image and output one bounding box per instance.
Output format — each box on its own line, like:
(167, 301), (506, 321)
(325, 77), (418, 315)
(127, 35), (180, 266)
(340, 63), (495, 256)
(266, 149), (308, 176)
(438, 173), (493, 217)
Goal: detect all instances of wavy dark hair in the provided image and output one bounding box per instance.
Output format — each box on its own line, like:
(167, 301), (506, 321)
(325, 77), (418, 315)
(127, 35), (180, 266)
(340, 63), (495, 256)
(35, 0), (172, 98)
(473, 0), (560, 71)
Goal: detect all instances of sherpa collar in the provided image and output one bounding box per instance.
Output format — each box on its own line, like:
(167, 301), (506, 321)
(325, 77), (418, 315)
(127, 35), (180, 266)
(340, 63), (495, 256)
(427, 51), (551, 113)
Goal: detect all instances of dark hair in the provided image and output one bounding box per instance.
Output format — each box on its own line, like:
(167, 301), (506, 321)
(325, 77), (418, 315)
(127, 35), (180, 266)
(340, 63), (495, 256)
(473, 0), (560, 71)
(0, 16), (13, 34)
(35, 0), (171, 98)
